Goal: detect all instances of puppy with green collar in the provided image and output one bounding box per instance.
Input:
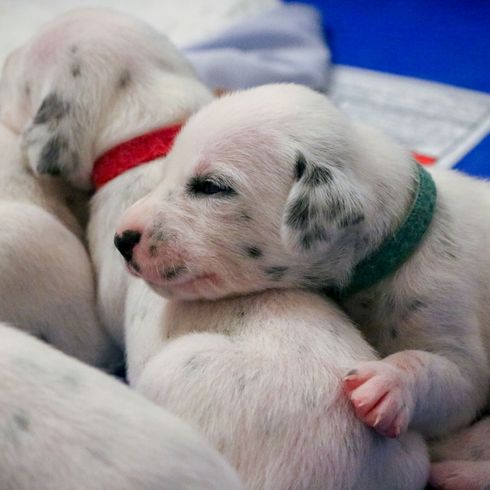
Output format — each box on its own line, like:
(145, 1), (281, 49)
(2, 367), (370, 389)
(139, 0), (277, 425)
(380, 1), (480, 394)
(117, 83), (490, 444)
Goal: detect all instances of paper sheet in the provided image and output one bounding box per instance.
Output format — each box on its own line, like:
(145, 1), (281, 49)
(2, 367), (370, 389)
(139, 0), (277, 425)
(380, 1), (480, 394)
(328, 66), (490, 168)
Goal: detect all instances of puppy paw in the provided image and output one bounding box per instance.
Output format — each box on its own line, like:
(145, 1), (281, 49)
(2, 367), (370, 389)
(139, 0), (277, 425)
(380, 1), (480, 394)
(342, 360), (414, 438)
(429, 460), (490, 490)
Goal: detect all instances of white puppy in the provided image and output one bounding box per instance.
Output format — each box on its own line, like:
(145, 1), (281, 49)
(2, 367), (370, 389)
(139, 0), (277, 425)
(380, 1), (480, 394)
(0, 8), (213, 352)
(0, 119), (114, 366)
(116, 84), (490, 446)
(0, 322), (242, 490)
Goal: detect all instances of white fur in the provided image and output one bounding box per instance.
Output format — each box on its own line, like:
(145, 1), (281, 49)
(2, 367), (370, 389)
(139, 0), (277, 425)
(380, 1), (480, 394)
(117, 84), (490, 442)
(133, 286), (429, 490)
(0, 121), (115, 366)
(8, 11), (430, 488)
(0, 322), (242, 490)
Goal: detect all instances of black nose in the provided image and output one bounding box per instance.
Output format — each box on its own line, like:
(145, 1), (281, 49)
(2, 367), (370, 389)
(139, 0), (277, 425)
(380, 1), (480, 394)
(114, 230), (141, 262)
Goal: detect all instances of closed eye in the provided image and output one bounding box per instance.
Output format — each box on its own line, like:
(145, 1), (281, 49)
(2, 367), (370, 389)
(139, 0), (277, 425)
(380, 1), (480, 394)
(186, 175), (236, 197)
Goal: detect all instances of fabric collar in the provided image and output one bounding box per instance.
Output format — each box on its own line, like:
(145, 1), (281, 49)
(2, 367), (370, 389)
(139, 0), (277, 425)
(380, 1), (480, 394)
(91, 124), (182, 190)
(333, 163), (437, 300)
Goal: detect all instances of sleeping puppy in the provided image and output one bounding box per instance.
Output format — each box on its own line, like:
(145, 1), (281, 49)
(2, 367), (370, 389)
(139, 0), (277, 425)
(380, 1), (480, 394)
(115, 84), (490, 444)
(0, 121), (115, 366)
(0, 8), (213, 352)
(0, 322), (242, 490)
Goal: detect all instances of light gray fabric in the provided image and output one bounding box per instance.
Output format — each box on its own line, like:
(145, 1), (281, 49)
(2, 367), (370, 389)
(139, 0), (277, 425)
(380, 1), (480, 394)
(183, 3), (330, 90)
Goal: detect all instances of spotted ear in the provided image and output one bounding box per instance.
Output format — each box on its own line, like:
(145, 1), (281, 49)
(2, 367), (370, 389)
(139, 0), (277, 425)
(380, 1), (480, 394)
(281, 152), (365, 254)
(21, 91), (94, 189)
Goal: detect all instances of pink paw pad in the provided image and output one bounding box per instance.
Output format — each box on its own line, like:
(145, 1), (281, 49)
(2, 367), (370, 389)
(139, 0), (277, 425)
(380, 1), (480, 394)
(342, 361), (413, 438)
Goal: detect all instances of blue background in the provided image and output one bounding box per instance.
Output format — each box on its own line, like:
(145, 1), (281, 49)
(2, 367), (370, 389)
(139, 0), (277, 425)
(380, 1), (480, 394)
(287, 0), (490, 176)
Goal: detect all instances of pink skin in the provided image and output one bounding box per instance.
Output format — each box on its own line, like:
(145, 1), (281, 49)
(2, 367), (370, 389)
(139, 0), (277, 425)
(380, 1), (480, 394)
(342, 357), (416, 438)
(115, 198), (223, 298)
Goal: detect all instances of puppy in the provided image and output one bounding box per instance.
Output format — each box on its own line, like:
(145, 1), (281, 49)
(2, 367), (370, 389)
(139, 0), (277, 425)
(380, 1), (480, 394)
(0, 322), (242, 490)
(131, 284), (429, 490)
(0, 120), (114, 366)
(116, 84), (490, 444)
(0, 8), (213, 353)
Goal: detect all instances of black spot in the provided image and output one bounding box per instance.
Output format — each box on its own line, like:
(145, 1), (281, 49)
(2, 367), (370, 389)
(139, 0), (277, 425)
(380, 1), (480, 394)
(33, 93), (69, 125)
(339, 213), (365, 228)
(286, 196), (310, 230)
(244, 246), (262, 258)
(328, 195), (346, 221)
(185, 354), (205, 372)
(24, 83), (30, 96)
(161, 265), (185, 280)
(149, 245), (158, 257)
(38, 135), (68, 175)
(118, 69), (131, 88)
(13, 413), (30, 432)
(239, 210), (252, 221)
(264, 265), (288, 281)
(304, 165), (333, 186)
(70, 45), (79, 54)
(71, 63), (81, 78)
(346, 369), (357, 376)
(390, 327), (398, 339)
(150, 229), (168, 242)
(237, 310), (246, 318)
(408, 298), (427, 311)
(295, 152), (307, 180)
(301, 232), (314, 250)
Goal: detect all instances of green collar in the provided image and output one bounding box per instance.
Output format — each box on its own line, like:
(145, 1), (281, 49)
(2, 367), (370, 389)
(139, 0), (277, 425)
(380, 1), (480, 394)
(333, 163), (437, 301)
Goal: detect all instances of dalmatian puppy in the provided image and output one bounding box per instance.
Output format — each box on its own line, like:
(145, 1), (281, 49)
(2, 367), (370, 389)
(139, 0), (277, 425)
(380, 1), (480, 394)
(0, 321), (242, 490)
(115, 84), (490, 446)
(0, 8), (213, 351)
(0, 120), (115, 366)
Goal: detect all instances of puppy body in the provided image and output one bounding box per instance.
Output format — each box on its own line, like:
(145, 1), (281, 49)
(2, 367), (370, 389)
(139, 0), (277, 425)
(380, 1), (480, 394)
(0, 8), (213, 348)
(133, 286), (429, 490)
(0, 322), (242, 490)
(0, 122), (114, 366)
(117, 84), (490, 441)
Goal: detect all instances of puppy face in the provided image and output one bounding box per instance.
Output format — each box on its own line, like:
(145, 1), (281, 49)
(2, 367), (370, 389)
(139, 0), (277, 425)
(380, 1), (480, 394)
(116, 85), (371, 300)
(0, 8), (207, 190)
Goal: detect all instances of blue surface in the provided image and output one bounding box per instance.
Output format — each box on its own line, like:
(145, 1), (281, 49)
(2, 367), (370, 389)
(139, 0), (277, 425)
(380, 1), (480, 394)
(287, 0), (490, 176)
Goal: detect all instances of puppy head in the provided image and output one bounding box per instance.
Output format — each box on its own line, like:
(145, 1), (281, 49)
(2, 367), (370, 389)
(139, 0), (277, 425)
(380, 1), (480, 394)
(0, 8), (209, 190)
(115, 84), (371, 300)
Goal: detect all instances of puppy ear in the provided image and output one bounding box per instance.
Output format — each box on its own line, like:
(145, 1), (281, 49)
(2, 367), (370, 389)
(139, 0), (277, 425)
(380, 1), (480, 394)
(21, 91), (92, 185)
(281, 152), (365, 254)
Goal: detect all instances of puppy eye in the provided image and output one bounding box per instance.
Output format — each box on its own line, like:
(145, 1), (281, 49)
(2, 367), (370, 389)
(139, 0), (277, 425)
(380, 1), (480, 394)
(187, 176), (236, 197)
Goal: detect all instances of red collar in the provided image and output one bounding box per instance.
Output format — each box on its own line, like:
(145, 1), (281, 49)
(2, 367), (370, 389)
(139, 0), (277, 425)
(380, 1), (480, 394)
(91, 124), (182, 190)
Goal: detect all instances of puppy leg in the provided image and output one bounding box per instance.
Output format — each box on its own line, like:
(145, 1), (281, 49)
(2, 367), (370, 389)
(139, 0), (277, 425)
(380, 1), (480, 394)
(430, 417), (490, 462)
(429, 460), (490, 490)
(0, 202), (118, 367)
(343, 348), (486, 438)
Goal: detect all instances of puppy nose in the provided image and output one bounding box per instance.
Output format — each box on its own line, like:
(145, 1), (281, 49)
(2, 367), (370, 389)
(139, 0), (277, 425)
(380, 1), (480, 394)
(114, 230), (141, 261)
